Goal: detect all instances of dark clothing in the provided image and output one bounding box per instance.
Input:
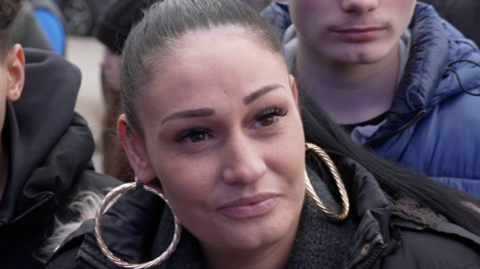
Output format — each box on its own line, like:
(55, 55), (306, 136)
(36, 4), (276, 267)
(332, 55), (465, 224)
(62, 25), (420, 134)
(421, 0), (480, 46)
(0, 49), (121, 269)
(95, 0), (152, 54)
(46, 158), (480, 269)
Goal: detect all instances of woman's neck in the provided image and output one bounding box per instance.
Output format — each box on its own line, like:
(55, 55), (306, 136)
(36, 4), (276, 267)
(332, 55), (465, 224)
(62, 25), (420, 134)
(295, 38), (400, 125)
(202, 218), (299, 269)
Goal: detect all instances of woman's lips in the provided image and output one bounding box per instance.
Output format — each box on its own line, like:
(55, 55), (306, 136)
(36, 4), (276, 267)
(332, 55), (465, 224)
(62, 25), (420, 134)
(333, 27), (385, 42)
(218, 193), (280, 219)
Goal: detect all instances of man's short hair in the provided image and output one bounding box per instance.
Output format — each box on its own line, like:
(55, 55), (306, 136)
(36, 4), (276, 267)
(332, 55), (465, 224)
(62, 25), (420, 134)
(0, 0), (23, 60)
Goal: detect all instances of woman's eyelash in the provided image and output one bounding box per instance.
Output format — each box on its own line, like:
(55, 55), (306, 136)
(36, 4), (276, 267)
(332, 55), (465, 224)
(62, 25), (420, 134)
(174, 127), (211, 142)
(173, 107), (287, 142)
(255, 106), (288, 121)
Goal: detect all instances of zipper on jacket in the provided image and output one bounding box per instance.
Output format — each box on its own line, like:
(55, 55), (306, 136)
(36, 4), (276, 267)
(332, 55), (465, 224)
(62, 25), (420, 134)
(11, 194), (54, 224)
(365, 107), (426, 148)
(355, 247), (384, 269)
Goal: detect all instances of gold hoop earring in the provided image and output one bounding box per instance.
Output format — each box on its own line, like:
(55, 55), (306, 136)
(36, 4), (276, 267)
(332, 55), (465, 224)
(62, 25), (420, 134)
(94, 179), (182, 269)
(305, 143), (350, 222)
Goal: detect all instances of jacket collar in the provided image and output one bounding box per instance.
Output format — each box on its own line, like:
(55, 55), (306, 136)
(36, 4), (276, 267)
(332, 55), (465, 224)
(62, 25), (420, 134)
(0, 111), (94, 228)
(373, 3), (462, 140)
(334, 157), (391, 269)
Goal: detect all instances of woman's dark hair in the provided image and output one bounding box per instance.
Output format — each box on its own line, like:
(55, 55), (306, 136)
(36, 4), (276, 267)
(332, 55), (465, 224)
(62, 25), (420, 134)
(121, 0), (480, 236)
(301, 91), (480, 236)
(0, 0), (22, 60)
(121, 0), (282, 137)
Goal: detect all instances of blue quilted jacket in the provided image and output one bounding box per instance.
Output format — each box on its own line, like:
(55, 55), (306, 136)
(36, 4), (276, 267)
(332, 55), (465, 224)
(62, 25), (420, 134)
(369, 3), (480, 199)
(271, 2), (480, 199)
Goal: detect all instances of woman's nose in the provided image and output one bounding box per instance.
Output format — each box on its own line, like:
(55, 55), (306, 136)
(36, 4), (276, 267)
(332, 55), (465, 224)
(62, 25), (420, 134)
(341, 0), (379, 14)
(221, 136), (267, 186)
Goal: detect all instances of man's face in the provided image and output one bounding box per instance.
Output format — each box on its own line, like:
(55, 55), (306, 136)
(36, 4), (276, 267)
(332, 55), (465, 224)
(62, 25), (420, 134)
(0, 44), (25, 135)
(290, 0), (416, 64)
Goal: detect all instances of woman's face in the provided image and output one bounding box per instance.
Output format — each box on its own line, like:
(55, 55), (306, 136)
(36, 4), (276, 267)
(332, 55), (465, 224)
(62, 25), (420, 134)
(289, 0), (416, 64)
(124, 28), (306, 254)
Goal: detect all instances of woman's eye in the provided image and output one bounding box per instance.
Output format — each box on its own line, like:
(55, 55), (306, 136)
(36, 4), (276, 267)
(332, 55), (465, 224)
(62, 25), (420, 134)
(175, 128), (211, 143)
(189, 132), (208, 142)
(253, 106), (287, 128)
(256, 115), (278, 127)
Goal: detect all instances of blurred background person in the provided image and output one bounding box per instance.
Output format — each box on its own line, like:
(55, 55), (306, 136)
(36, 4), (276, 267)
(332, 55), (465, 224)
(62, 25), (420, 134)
(28, 0), (67, 55)
(12, 0), (67, 55)
(95, 0), (153, 182)
(11, 1), (52, 52)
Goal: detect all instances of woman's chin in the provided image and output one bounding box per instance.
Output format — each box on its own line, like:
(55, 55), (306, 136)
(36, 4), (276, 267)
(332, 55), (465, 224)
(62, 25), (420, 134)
(199, 211), (298, 253)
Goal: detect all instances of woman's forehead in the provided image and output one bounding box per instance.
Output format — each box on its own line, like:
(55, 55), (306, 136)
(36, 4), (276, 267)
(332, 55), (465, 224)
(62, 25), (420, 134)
(148, 28), (287, 92)
(170, 25), (281, 63)
(139, 32), (291, 120)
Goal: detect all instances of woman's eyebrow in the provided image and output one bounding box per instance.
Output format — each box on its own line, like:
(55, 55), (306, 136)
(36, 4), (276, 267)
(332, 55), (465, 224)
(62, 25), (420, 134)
(160, 84), (283, 125)
(161, 108), (215, 125)
(243, 84), (284, 105)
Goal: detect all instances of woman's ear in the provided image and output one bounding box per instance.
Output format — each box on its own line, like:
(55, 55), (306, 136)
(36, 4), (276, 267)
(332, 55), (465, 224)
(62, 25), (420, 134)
(289, 74), (299, 105)
(117, 114), (156, 183)
(6, 44), (25, 102)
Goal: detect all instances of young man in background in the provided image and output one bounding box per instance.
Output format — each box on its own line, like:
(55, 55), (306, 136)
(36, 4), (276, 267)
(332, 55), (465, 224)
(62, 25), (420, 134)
(255, 0), (480, 198)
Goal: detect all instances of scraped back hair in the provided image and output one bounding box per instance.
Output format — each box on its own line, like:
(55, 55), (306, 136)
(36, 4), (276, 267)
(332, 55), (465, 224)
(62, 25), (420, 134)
(121, 0), (282, 137)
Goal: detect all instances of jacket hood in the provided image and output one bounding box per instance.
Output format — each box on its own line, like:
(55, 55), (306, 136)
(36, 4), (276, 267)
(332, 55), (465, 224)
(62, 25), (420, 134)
(375, 3), (480, 139)
(0, 48), (83, 225)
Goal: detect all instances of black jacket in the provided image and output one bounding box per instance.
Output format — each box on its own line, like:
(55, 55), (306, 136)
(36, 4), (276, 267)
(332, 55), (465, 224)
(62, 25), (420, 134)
(0, 49), (120, 269)
(420, 0), (480, 46)
(46, 157), (480, 269)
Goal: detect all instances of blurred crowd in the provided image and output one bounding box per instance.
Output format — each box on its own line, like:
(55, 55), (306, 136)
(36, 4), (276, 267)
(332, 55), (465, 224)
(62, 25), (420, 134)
(1, 0), (480, 268)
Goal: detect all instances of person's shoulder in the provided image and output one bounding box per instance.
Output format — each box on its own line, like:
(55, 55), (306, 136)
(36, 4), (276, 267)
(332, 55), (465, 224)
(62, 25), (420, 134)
(381, 225), (480, 269)
(55, 166), (122, 224)
(23, 48), (81, 106)
(79, 169), (122, 190)
(24, 48), (78, 74)
(66, 169), (122, 203)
